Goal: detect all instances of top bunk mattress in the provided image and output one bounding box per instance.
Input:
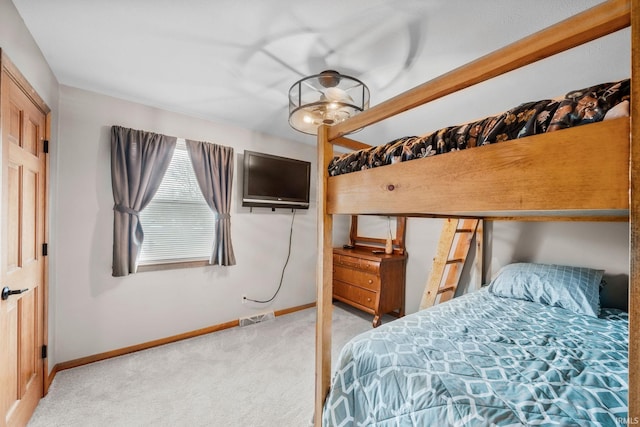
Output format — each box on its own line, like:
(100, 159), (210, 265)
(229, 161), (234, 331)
(328, 79), (630, 177)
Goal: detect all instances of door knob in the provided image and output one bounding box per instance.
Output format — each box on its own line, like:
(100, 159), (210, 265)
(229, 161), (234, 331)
(1, 286), (28, 300)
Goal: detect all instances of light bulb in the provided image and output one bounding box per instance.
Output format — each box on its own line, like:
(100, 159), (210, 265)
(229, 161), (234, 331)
(324, 87), (351, 103)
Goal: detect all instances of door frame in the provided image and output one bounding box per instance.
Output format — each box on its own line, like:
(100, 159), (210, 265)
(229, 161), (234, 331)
(0, 49), (51, 397)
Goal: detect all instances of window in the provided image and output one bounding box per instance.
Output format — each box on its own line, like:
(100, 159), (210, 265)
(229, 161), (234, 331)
(138, 139), (214, 266)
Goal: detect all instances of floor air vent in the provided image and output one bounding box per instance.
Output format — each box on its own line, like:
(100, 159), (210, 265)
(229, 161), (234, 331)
(239, 311), (275, 327)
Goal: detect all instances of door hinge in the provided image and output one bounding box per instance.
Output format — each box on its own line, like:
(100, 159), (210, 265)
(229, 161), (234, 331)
(42, 243), (48, 256)
(41, 345), (47, 359)
(43, 140), (49, 154)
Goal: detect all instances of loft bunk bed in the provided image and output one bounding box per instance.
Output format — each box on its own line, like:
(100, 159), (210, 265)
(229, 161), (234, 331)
(314, 0), (638, 425)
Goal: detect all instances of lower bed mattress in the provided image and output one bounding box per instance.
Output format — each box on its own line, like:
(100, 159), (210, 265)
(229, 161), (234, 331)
(322, 286), (628, 426)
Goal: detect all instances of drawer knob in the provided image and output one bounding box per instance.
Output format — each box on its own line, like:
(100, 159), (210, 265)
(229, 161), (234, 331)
(367, 298), (372, 302)
(387, 184), (395, 191)
(368, 279), (373, 284)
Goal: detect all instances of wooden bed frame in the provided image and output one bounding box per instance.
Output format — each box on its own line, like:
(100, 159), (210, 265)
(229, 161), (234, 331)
(314, 0), (638, 424)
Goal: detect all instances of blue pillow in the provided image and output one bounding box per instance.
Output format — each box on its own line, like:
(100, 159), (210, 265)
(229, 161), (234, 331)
(488, 263), (603, 317)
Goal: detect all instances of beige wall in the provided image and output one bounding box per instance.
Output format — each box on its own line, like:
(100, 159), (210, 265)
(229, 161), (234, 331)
(54, 85), (320, 363)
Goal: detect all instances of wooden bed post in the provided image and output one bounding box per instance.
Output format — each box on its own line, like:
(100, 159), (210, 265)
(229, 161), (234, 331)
(629, 0), (639, 420)
(315, 124), (333, 426)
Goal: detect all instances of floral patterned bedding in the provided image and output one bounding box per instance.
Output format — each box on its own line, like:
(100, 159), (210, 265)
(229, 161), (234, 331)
(328, 79), (630, 177)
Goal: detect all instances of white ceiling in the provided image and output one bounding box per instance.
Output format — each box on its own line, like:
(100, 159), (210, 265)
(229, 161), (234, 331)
(12, 0), (630, 145)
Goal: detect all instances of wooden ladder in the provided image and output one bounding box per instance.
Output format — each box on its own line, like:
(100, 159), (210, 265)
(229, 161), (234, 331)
(419, 218), (481, 310)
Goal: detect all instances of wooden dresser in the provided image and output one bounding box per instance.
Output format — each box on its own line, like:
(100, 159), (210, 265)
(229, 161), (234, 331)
(333, 216), (407, 327)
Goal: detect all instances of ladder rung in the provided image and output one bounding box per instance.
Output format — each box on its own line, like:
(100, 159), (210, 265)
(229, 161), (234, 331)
(446, 258), (464, 264)
(455, 228), (475, 233)
(437, 286), (456, 294)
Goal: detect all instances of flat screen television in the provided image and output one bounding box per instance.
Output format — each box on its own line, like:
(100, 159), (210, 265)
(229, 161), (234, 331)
(242, 150), (311, 209)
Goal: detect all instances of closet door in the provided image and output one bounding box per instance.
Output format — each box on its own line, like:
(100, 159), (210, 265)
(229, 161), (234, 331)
(0, 65), (48, 427)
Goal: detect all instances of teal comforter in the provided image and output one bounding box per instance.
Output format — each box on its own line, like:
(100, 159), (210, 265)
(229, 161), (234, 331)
(322, 288), (628, 426)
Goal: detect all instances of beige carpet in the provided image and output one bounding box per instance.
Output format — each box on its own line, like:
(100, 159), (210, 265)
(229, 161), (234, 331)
(28, 303), (385, 427)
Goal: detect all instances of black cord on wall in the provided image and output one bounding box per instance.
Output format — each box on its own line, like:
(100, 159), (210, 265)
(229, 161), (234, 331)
(244, 209), (296, 304)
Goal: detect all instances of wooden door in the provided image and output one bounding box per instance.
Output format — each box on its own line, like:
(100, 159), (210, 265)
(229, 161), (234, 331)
(0, 57), (48, 427)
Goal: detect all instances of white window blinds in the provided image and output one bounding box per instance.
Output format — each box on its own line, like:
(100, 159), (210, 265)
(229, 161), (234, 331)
(139, 139), (215, 264)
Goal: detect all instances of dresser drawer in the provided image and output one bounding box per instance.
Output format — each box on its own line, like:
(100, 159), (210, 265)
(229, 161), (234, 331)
(333, 254), (361, 269)
(359, 259), (380, 273)
(333, 281), (377, 310)
(334, 254), (381, 273)
(334, 265), (380, 292)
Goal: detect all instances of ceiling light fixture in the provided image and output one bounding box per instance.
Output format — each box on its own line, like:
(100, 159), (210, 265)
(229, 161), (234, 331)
(288, 70), (370, 135)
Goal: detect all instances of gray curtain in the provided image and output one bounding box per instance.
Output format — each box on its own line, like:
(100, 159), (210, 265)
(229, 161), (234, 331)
(111, 126), (177, 276)
(185, 139), (236, 266)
